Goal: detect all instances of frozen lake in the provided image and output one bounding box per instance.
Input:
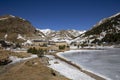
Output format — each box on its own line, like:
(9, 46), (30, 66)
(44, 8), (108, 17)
(58, 48), (120, 80)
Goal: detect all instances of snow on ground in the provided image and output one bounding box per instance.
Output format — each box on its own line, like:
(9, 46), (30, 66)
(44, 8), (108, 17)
(22, 40), (32, 46)
(17, 34), (26, 40)
(11, 48), (27, 53)
(70, 46), (78, 49)
(50, 37), (72, 44)
(4, 34), (8, 39)
(45, 55), (95, 80)
(0, 17), (8, 20)
(10, 15), (15, 18)
(36, 28), (55, 35)
(9, 55), (38, 64)
(57, 47), (116, 80)
(19, 17), (26, 21)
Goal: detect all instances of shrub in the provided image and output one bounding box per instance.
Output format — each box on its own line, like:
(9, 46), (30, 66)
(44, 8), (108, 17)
(27, 47), (45, 57)
(27, 47), (37, 54)
(37, 49), (44, 57)
(59, 45), (66, 50)
(15, 43), (21, 48)
(80, 43), (88, 48)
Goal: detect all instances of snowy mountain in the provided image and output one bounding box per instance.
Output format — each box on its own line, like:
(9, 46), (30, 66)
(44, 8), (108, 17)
(1, 12), (119, 46)
(0, 14), (85, 43)
(75, 12), (120, 45)
(67, 29), (86, 37)
(48, 30), (85, 43)
(36, 28), (85, 43)
(36, 28), (55, 36)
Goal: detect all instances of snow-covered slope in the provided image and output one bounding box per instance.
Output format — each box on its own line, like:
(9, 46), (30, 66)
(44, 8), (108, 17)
(36, 28), (86, 43)
(49, 30), (85, 43)
(67, 29), (86, 37)
(36, 28), (55, 36)
(36, 12), (120, 46)
(93, 12), (120, 28)
(0, 14), (37, 42)
(74, 12), (120, 45)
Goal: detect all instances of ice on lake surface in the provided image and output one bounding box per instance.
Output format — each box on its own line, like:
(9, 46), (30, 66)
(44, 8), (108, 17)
(60, 48), (120, 80)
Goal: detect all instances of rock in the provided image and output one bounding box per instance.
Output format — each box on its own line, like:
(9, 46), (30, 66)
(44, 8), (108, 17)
(0, 58), (12, 65)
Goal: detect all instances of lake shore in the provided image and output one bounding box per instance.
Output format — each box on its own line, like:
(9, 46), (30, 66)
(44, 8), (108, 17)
(54, 50), (106, 80)
(0, 50), (69, 80)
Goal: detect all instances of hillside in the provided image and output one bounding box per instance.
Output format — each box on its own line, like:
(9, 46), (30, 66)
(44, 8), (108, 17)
(75, 12), (120, 45)
(0, 15), (45, 42)
(37, 29), (85, 43)
(1, 13), (119, 46)
(0, 51), (69, 80)
(0, 14), (85, 44)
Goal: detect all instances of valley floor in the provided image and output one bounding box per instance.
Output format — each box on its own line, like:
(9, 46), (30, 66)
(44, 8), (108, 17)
(0, 58), (69, 80)
(0, 48), (111, 80)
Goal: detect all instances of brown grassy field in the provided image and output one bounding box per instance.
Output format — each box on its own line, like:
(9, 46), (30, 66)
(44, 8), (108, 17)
(0, 50), (31, 59)
(0, 56), (69, 80)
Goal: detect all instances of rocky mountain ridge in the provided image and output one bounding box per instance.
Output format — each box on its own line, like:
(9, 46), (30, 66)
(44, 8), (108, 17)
(37, 29), (86, 43)
(75, 12), (120, 46)
(0, 15), (47, 43)
(0, 14), (85, 44)
(0, 12), (120, 46)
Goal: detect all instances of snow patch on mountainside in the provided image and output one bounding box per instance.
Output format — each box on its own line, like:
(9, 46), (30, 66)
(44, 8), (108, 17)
(0, 15), (15, 21)
(36, 28), (55, 35)
(0, 17), (8, 20)
(67, 29), (86, 37)
(4, 34), (8, 39)
(93, 18), (107, 27)
(17, 34), (26, 40)
(36, 28), (86, 44)
(93, 12), (120, 28)
(9, 15), (15, 18)
(109, 12), (120, 19)
(22, 40), (32, 45)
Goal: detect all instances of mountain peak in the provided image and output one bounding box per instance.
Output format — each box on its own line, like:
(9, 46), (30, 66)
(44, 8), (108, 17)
(0, 15), (27, 21)
(109, 12), (120, 19)
(36, 28), (55, 35)
(0, 15), (37, 42)
(83, 12), (120, 45)
(0, 14), (15, 18)
(93, 12), (120, 28)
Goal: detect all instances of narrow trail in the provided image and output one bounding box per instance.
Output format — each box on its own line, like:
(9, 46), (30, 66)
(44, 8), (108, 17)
(13, 60), (28, 73)
(0, 57), (37, 75)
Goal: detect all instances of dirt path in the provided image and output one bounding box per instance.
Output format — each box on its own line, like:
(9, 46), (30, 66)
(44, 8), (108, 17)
(0, 58), (69, 80)
(12, 60), (28, 73)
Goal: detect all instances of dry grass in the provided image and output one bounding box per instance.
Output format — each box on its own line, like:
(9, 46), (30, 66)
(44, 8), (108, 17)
(9, 52), (31, 58)
(0, 50), (31, 60)
(0, 58), (69, 80)
(0, 50), (69, 80)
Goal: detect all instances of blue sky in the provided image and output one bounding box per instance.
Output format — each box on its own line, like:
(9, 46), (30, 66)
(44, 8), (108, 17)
(0, 0), (120, 30)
